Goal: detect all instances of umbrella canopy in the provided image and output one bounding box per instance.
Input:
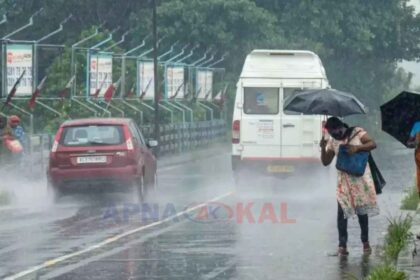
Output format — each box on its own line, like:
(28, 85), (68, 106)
(380, 90), (420, 147)
(283, 88), (367, 117)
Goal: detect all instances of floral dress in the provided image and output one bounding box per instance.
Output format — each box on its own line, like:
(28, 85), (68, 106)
(327, 127), (379, 218)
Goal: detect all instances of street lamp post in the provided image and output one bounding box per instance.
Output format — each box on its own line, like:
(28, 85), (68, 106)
(152, 0), (160, 150)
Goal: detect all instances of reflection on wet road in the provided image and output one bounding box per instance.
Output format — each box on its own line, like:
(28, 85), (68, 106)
(0, 145), (415, 279)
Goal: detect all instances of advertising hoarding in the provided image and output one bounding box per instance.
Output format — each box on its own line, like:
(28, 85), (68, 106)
(138, 61), (155, 100)
(90, 53), (113, 96)
(6, 44), (33, 96)
(166, 66), (184, 99)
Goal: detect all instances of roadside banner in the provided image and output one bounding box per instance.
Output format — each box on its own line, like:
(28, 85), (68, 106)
(205, 70), (213, 99)
(166, 66), (184, 99)
(138, 61), (155, 100)
(6, 44), (33, 96)
(89, 53), (112, 97)
(196, 70), (213, 100)
(196, 70), (206, 99)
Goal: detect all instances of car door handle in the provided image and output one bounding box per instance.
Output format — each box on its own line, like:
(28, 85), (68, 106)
(283, 123), (295, 128)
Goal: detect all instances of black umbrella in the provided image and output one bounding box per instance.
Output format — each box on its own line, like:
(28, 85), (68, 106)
(380, 90), (420, 147)
(283, 88), (367, 117)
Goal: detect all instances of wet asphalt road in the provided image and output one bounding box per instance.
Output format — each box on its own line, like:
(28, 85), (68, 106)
(0, 143), (416, 280)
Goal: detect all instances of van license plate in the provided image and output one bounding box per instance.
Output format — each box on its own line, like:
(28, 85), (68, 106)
(77, 156), (107, 164)
(267, 165), (294, 173)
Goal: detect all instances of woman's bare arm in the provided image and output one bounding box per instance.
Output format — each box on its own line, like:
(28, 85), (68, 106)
(320, 138), (335, 166)
(347, 133), (377, 155)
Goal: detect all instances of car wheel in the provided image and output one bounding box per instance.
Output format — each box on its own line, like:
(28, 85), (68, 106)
(136, 175), (146, 201)
(150, 172), (158, 196)
(149, 172), (158, 191)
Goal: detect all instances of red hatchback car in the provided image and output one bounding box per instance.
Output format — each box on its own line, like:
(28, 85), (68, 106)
(47, 118), (158, 199)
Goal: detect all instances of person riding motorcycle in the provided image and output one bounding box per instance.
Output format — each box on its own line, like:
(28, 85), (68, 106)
(0, 116), (24, 164)
(8, 115), (26, 149)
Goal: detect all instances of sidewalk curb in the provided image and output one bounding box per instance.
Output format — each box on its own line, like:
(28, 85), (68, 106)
(397, 209), (420, 277)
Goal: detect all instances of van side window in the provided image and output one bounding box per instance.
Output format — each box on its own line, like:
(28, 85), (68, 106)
(243, 87), (279, 115)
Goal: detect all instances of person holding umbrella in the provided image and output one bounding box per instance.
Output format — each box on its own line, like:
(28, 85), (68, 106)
(320, 117), (379, 256)
(284, 88), (382, 256)
(381, 91), (420, 240)
(381, 91), (420, 206)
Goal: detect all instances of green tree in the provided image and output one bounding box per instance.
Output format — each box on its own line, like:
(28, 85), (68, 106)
(146, 0), (280, 123)
(252, 0), (420, 138)
(154, 0), (279, 76)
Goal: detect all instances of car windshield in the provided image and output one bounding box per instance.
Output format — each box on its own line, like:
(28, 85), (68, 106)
(60, 125), (124, 146)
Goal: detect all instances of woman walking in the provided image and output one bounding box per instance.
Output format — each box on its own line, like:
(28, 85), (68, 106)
(320, 117), (379, 256)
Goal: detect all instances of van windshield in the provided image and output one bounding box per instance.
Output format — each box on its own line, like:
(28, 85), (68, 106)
(243, 87), (279, 115)
(60, 125), (124, 146)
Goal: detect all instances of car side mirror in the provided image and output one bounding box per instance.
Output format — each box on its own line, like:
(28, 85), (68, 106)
(147, 139), (158, 148)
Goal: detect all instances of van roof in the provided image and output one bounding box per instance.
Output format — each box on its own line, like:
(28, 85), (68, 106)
(240, 49), (327, 79)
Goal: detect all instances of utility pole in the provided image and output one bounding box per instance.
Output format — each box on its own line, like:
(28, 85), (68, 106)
(152, 0), (160, 151)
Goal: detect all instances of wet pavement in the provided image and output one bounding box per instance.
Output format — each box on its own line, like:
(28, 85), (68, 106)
(0, 143), (416, 279)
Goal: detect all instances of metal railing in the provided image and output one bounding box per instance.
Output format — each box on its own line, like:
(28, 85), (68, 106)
(142, 119), (226, 155)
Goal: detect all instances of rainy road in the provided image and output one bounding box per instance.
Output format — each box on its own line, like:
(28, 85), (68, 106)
(0, 144), (415, 280)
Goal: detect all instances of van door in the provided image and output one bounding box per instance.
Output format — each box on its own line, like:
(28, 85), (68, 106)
(241, 87), (281, 159)
(281, 88), (321, 159)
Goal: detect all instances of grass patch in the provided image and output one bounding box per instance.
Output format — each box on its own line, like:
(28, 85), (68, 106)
(347, 214), (413, 279)
(364, 264), (407, 280)
(0, 190), (11, 206)
(401, 186), (419, 210)
(384, 215), (413, 261)
(346, 264), (408, 280)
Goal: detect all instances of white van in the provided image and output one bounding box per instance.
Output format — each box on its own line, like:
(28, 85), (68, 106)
(231, 50), (330, 180)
